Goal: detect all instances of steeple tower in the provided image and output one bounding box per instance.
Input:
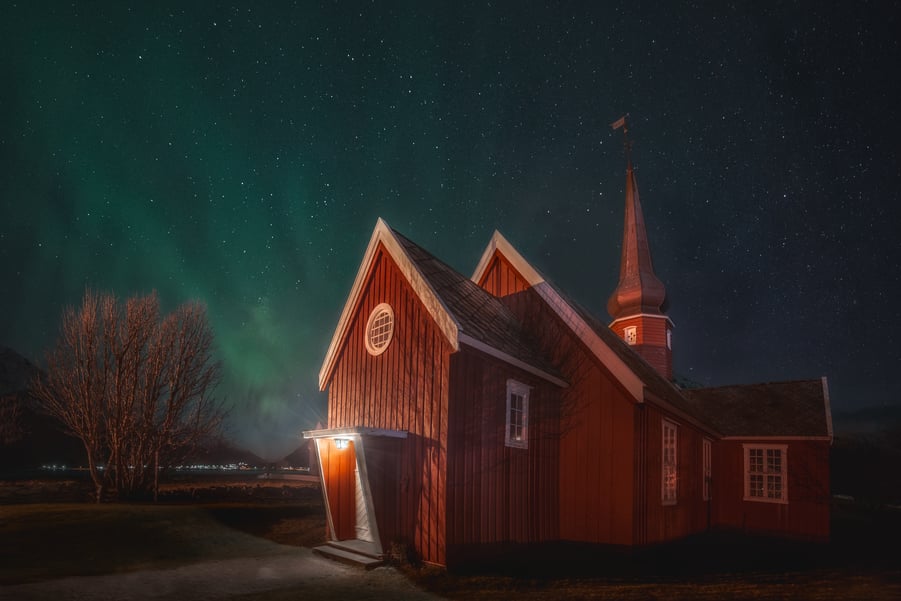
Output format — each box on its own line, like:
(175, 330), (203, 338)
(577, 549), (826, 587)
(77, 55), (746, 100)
(607, 116), (673, 379)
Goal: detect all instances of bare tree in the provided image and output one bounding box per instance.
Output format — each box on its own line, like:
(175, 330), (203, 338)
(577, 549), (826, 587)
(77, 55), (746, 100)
(30, 290), (224, 501)
(0, 392), (24, 445)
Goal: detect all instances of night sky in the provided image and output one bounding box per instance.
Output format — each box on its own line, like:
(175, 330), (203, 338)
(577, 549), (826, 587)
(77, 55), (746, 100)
(2, 2), (899, 459)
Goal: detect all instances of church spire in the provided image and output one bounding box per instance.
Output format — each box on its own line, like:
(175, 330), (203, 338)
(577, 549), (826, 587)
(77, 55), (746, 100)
(606, 158), (667, 318)
(606, 116), (673, 379)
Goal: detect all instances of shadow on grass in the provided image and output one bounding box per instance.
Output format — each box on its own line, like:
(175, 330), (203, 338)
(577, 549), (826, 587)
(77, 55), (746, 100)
(402, 504), (901, 601)
(204, 503), (326, 548)
(438, 503), (901, 579)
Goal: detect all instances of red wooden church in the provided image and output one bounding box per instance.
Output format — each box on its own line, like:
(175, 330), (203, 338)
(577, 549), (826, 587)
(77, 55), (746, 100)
(304, 152), (832, 567)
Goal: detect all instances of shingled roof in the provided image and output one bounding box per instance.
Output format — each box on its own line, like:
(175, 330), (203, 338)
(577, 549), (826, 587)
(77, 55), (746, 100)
(392, 228), (564, 385)
(682, 379), (832, 438)
(565, 296), (714, 428)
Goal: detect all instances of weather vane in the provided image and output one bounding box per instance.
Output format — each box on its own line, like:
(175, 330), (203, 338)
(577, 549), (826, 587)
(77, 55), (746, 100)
(610, 114), (631, 163)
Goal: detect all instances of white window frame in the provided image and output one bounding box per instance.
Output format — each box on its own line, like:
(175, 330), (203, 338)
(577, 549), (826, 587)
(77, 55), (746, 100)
(662, 419), (678, 505)
(702, 438), (712, 501)
(743, 444), (788, 504)
(505, 379), (530, 449)
(364, 303), (395, 356)
(624, 325), (638, 345)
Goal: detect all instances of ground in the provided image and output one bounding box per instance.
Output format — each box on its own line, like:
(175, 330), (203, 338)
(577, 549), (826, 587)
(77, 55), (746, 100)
(1, 477), (900, 600)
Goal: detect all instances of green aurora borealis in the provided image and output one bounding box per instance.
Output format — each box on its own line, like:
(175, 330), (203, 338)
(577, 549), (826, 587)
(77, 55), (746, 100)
(2, 2), (900, 457)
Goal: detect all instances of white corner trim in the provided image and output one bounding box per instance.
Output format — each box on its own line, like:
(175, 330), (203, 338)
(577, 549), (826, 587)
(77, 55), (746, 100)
(459, 333), (568, 388)
(471, 230), (545, 287)
(821, 376), (834, 443)
(312, 439), (337, 541)
(318, 218), (461, 390)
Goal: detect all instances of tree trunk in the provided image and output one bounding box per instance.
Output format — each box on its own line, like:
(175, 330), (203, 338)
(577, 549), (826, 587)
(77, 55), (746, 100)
(86, 447), (104, 503)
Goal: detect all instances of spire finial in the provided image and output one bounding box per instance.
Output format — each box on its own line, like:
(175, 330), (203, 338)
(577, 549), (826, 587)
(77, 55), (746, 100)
(610, 114), (632, 164)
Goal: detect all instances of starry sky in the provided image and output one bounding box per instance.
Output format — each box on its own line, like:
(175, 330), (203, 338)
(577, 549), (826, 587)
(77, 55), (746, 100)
(2, 2), (899, 459)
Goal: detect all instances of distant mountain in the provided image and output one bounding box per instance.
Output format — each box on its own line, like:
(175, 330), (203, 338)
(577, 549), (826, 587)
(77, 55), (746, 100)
(0, 345), (40, 395)
(186, 439), (268, 468)
(281, 439), (317, 471)
(0, 346), (85, 474)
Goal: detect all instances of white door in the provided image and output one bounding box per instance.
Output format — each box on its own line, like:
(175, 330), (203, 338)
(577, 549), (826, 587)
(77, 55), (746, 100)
(354, 461), (373, 542)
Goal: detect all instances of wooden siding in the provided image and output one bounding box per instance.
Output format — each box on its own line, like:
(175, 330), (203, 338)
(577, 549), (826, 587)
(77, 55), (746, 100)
(326, 244), (453, 565)
(479, 253), (638, 545)
(317, 438), (357, 541)
(446, 345), (560, 561)
(476, 254), (531, 296)
(640, 405), (710, 544)
(711, 440), (830, 541)
(479, 250), (715, 546)
(610, 315), (672, 380)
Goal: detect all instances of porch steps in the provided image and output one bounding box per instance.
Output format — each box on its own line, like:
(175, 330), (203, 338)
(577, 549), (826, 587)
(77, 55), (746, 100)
(313, 541), (384, 569)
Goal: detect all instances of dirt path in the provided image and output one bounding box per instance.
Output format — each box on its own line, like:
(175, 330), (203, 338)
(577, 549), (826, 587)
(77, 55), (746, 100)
(0, 548), (445, 601)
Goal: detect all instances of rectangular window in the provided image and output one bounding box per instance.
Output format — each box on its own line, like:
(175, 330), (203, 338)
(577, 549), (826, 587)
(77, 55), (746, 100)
(743, 444), (787, 503)
(702, 439), (712, 501)
(662, 419), (678, 504)
(505, 380), (530, 449)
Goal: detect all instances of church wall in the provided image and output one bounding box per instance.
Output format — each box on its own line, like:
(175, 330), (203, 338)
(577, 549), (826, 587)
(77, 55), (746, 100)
(478, 254), (637, 546)
(445, 345), (561, 564)
(640, 404), (710, 544)
(326, 243), (452, 565)
(711, 439), (831, 541)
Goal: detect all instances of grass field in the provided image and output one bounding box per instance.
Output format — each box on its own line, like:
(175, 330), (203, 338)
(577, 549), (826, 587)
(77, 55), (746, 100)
(1, 480), (900, 600)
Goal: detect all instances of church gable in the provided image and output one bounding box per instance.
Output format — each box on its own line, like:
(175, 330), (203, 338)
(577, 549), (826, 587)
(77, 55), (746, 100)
(327, 243), (454, 433)
(476, 251), (532, 298)
(319, 219), (460, 391)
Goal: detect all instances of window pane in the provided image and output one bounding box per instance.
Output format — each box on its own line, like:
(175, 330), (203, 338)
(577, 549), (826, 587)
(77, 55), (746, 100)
(767, 449), (781, 474)
(749, 449), (763, 473)
(750, 474), (764, 497)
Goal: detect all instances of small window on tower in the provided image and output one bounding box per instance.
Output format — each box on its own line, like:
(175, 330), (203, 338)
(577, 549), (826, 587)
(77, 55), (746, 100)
(666, 328), (672, 350)
(624, 326), (637, 345)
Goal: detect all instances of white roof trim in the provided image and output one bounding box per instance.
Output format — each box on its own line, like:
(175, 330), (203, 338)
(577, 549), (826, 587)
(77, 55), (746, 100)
(822, 376), (834, 443)
(303, 427), (409, 439)
(471, 231), (644, 402)
(533, 282), (645, 401)
(610, 313), (675, 328)
(459, 333), (568, 388)
(472, 230), (545, 287)
(318, 218), (460, 390)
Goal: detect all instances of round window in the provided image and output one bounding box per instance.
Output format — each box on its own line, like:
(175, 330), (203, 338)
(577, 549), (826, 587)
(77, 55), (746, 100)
(364, 303), (395, 356)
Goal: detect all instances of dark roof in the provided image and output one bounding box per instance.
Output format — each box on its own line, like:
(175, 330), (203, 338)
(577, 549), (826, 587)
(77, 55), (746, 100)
(553, 288), (715, 429)
(392, 226), (829, 440)
(682, 380), (830, 438)
(392, 228), (564, 384)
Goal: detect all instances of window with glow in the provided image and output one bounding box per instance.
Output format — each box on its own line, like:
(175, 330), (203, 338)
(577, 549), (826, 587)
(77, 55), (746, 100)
(505, 380), (530, 449)
(702, 439), (712, 501)
(662, 419), (678, 504)
(364, 303), (394, 356)
(744, 444), (787, 503)
(624, 325), (637, 345)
